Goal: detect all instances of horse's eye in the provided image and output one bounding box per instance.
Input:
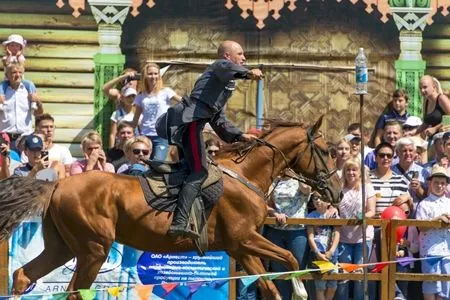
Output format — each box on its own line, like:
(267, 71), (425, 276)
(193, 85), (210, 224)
(321, 149), (329, 156)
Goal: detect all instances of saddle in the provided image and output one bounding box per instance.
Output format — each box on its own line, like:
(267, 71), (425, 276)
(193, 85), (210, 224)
(142, 160), (222, 201)
(137, 159), (224, 256)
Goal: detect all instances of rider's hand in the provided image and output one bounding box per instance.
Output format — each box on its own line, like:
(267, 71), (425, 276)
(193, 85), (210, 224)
(239, 133), (258, 142)
(247, 69), (264, 80)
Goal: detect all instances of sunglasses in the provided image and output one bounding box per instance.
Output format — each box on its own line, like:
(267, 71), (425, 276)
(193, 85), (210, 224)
(132, 149), (150, 155)
(377, 153), (393, 159)
(208, 150), (218, 155)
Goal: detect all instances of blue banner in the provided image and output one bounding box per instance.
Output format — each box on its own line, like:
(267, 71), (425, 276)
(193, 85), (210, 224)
(8, 221), (229, 299)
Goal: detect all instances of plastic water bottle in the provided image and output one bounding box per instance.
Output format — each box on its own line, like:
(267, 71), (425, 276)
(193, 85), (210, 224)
(355, 48), (368, 94)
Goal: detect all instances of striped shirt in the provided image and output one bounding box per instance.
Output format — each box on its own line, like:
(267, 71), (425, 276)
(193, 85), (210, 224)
(369, 172), (410, 214)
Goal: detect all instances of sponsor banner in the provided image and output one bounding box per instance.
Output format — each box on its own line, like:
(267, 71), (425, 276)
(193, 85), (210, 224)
(9, 221), (229, 299)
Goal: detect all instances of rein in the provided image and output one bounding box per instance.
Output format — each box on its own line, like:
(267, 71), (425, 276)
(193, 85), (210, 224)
(220, 129), (337, 200)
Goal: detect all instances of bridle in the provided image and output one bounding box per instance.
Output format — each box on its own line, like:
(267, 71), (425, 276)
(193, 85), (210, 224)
(220, 128), (337, 201)
(261, 128), (337, 194)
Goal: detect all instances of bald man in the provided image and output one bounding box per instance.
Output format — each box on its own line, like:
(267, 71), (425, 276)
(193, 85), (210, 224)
(156, 40), (263, 239)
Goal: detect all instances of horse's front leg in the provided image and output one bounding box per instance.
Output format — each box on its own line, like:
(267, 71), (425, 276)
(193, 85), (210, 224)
(234, 254), (282, 300)
(238, 230), (300, 271)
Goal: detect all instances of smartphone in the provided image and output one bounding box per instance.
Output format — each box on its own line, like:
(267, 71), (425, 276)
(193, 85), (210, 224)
(41, 150), (49, 162)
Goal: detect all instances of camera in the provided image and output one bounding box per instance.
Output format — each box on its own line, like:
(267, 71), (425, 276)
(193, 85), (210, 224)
(125, 73), (141, 83)
(411, 171), (419, 179)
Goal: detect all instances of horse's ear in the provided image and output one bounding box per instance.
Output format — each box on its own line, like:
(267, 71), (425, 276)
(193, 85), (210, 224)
(310, 115), (324, 136)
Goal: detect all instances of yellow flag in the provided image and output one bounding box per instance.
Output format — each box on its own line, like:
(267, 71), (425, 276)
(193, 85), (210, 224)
(107, 286), (124, 297)
(312, 260), (338, 274)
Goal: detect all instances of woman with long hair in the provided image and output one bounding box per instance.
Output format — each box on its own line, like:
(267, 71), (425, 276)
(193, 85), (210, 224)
(335, 139), (351, 178)
(415, 75), (450, 138)
(336, 158), (376, 300)
(132, 63), (181, 161)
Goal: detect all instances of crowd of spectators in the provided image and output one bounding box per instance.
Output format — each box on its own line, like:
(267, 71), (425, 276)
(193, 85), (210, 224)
(1, 33), (450, 300)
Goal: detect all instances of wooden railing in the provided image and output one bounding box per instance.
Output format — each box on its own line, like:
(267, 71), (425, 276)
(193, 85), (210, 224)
(229, 217), (450, 300)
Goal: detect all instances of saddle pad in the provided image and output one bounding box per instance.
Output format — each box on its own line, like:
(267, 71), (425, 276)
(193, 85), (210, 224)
(146, 163), (222, 197)
(138, 177), (224, 212)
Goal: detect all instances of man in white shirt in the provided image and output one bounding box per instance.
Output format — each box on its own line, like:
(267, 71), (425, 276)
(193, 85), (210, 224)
(0, 63), (43, 150)
(34, 113), (73, 176)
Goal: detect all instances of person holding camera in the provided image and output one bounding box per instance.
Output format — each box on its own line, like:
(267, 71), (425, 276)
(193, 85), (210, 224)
(391, 137), (429, 205)
(132, 62), (181, 161)
(13, 134), (64, 179)
(70, 131), (115, 175)
(103, 68), (140, 148)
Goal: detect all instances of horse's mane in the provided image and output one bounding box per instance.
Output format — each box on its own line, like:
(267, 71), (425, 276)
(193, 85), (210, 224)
(217, 119), (305, 157)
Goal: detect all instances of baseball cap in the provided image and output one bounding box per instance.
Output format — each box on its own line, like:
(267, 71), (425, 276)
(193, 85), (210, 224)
(24, 134), (43, 151)
(403, 116), (423, 128)
(121, 87), (137, 97)
(2, 34), (26, 47)
(344, 134), (361, 142)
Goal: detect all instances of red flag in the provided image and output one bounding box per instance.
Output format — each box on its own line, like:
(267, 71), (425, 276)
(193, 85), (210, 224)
(162, 283), (178, 296)
(371, 263), (389, 273)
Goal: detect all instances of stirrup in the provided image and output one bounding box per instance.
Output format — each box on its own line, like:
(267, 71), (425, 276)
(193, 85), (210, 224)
(167, 226), (200, 239)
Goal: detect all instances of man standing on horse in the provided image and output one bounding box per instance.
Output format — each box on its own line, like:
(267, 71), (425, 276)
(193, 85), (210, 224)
(155, 40), (263, 239)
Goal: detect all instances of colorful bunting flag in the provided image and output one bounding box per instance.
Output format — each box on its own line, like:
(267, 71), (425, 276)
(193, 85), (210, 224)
(312, 261), (338, 273)
(161, 282), (178, 296)
(425, 256), (444, 266)
(51, 292), (70, 300)
(240, 275), (259, 288)
(208, 279), (228, 289)
(188, 281), (205, 293)
(339, 263), (362, 273)
(396, 257), (416, 267)
(262, 273), (281, 280)
(370, 262), (389, 273)
(135, 284), (154, 300)
(285, 270), (312, 279)
(79, 289), (96, 300)
(107, 286), (124, 297)
(186, 282), (205, 299)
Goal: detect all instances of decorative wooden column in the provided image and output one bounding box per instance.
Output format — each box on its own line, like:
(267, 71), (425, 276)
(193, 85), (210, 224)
(88, 0), (131, 147)
(390, 0), (431, 117)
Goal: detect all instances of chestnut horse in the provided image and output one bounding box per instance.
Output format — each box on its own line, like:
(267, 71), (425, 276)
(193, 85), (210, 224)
(0, 116), (341, 299)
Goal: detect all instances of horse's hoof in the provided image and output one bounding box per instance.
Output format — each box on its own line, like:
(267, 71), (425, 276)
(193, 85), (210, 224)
(12, 268), (31, 295)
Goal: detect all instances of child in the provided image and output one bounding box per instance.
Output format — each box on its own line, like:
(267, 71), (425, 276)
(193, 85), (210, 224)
(307, 193), (340, 300)
(415, 165), (450, 300)
(1, 35), (36, 111)
(372, 88), (409, 147)
(2, 34), (26, 68)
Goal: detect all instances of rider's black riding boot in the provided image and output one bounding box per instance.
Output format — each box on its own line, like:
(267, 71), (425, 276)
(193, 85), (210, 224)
(167, 182), (201, 239)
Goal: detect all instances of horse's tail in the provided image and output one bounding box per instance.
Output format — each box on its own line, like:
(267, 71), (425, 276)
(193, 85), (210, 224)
(0, 176), (58, 241)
